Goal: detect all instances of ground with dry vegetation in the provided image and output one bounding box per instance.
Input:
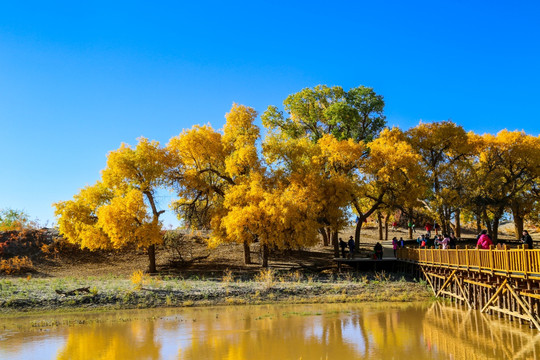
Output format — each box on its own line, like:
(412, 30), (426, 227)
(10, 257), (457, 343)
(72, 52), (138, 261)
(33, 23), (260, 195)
(25, 223), (537, 278)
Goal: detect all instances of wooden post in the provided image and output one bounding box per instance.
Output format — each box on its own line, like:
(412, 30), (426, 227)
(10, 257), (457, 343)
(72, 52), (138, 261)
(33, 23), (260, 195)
(505, 244), (510, 276)
(489, 245), (495, 275)
(523, 246), (529, 280)
(465, 245), (470, 272)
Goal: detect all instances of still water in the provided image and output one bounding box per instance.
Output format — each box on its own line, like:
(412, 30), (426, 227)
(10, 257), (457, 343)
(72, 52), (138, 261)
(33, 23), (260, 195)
(1, 302), (539, 359)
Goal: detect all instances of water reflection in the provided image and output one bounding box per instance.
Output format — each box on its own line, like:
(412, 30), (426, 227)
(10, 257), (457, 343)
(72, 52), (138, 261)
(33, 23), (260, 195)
(1, 302), (540, 359)
(423, 301), (540, 360)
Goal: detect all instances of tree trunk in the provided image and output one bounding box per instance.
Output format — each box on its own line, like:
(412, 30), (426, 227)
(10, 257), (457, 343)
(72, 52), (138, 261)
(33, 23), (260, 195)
(408, 208), (413, 239)
(454, 209), (461, 237)
(492, 216), (500, 244)
(476, 213), (482, 233)
(262, 244), (269, 268)
(320, 228), (329, 246)
(326, 228), (332, 245)
(243, 240), (251, 264)
(143, 191), (163, 274)
(148, 244), (156, 273)
(512, 204), (524, 240)
(514, 216), (524, 241)
(384, 213), (389, 240)
(377, 212), (383, 240)
(332, 231), (339, 257)
(354, 220), (361, 253)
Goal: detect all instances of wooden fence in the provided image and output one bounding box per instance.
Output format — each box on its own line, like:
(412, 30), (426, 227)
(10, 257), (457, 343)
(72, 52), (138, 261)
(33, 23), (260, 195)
(397, 245), (540, 280)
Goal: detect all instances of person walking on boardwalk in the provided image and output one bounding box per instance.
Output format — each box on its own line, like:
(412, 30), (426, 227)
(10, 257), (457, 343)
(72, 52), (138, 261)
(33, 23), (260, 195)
(476, 230), (493, 249)
(374, 242), (383, 260)
(347, 236), (355, 259)
(417, 234), (426, 248)
(392, 237), (399, 257)
(436, 234), (450, 249)
(449, 233), (457, 249)
(339, 238), (347, 258)
(521, 230), (534, 249)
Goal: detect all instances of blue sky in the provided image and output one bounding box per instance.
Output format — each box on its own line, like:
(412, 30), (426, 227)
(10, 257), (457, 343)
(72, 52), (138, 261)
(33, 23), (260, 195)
(1, 1), (539, 226)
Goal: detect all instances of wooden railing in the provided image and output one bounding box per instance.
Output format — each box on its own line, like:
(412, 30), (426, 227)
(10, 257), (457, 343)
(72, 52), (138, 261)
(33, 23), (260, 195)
(397, 246), (540, 280)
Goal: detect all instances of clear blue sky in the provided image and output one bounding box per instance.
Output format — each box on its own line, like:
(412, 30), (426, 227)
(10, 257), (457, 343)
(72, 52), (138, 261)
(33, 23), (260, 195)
(1, 1), (539, 227)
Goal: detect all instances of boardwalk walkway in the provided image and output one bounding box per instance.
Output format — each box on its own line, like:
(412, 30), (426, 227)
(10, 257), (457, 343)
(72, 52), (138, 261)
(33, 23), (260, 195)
(397, 245), (540, 330)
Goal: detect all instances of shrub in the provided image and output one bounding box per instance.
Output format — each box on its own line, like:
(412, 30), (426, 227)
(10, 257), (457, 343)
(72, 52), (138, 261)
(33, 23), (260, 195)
(130, 270), (149, 290)
(0, 256), (34, 274)
(255, 268), (275, 289)
(222, 268), (234, 283)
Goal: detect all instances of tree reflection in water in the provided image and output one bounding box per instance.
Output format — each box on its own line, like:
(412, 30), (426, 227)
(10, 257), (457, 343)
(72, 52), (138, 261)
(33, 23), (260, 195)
(1, 302), (540, 359)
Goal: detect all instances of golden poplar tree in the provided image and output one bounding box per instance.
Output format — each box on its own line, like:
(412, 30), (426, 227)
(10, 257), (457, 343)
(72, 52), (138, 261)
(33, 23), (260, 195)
(466, 130), (540, 241)
(406, 121), (473, 235)
(54, 138), (170, 272)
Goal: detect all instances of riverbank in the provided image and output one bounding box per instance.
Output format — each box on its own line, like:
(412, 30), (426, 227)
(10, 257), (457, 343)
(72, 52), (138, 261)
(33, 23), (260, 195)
(0, 271), (431, 315)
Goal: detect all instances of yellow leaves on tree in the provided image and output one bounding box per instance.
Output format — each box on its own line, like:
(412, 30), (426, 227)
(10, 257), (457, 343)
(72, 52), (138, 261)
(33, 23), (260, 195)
(54, 138), (169, 272)
(365, 128), (424, 202)
(215, 172), (321, 265)
(96, 189), (161, 249)
(223, 104), (261, 178)
(54, 182), (112, 251)
(468, 130), (540, 240)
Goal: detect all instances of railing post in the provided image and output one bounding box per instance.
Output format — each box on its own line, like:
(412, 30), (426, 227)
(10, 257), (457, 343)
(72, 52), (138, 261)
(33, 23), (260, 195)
(489, 245), (494, 274)
(465, 245), (469, 272)
(477, 246), (480, 271)
(504, 244), (509, 276)
(523, 245), (529, 280)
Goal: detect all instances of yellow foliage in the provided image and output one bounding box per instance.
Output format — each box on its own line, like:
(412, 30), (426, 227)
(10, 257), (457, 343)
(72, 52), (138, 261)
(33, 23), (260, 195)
(54, 138), (168, 271)
(222, 104), (261, 178)
(0, 256), (34, 275)
(130, 270), (149, 290)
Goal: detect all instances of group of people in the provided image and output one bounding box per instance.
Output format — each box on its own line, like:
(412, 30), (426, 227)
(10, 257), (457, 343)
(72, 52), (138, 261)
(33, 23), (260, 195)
(339, 236), (356, 259)
(476, 229), (535, 250)
(415, 229), (535, 250)
(417, 233), (458, 249)
(339, 229), (535, 260)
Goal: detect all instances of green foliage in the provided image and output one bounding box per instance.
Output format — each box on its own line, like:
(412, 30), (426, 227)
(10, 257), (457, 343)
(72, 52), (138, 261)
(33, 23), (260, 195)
(0, 209), (36, 231)
(262, 85), (386, 143)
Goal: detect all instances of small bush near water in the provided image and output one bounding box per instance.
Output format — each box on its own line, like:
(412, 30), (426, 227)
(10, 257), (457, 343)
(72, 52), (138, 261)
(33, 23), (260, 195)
(0, 256), (34, 275)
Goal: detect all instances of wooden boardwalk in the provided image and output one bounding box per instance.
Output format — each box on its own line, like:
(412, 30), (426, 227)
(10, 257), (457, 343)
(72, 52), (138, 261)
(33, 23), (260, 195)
(397, 245), (540, 330)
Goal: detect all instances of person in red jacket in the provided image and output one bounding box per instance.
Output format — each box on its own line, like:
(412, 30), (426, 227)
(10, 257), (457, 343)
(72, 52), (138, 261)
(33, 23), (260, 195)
(476, 230), (493, 249)
(425, 222), (433, 237)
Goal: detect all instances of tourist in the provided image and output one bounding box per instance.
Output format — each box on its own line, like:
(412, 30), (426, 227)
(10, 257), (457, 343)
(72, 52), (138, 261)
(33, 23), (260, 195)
(425, 222), (433, 237)
(417, 234), (426, 248)
(374, 242), (383, 260)
(476, 230), (493, 249)
(392, 237), (398, 257)
(392, 221), (398, 231)
(408, 221), (416, 233)
(436, 234), (450, 249)
(347, 236), (355, 259)
(521, 230), (534, 249)
(426, 234), (435, 249)
(399, 237), (405, 248)
(449, 233), (457, 249)
(339, 238), (347, 258)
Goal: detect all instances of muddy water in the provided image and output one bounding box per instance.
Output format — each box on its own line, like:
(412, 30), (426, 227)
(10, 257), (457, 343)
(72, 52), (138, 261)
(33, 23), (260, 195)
(1, 302), (539, 359)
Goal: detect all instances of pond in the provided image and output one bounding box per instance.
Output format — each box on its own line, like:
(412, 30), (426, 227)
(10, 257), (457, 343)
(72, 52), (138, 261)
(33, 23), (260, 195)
(1, 302), (539, 359)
